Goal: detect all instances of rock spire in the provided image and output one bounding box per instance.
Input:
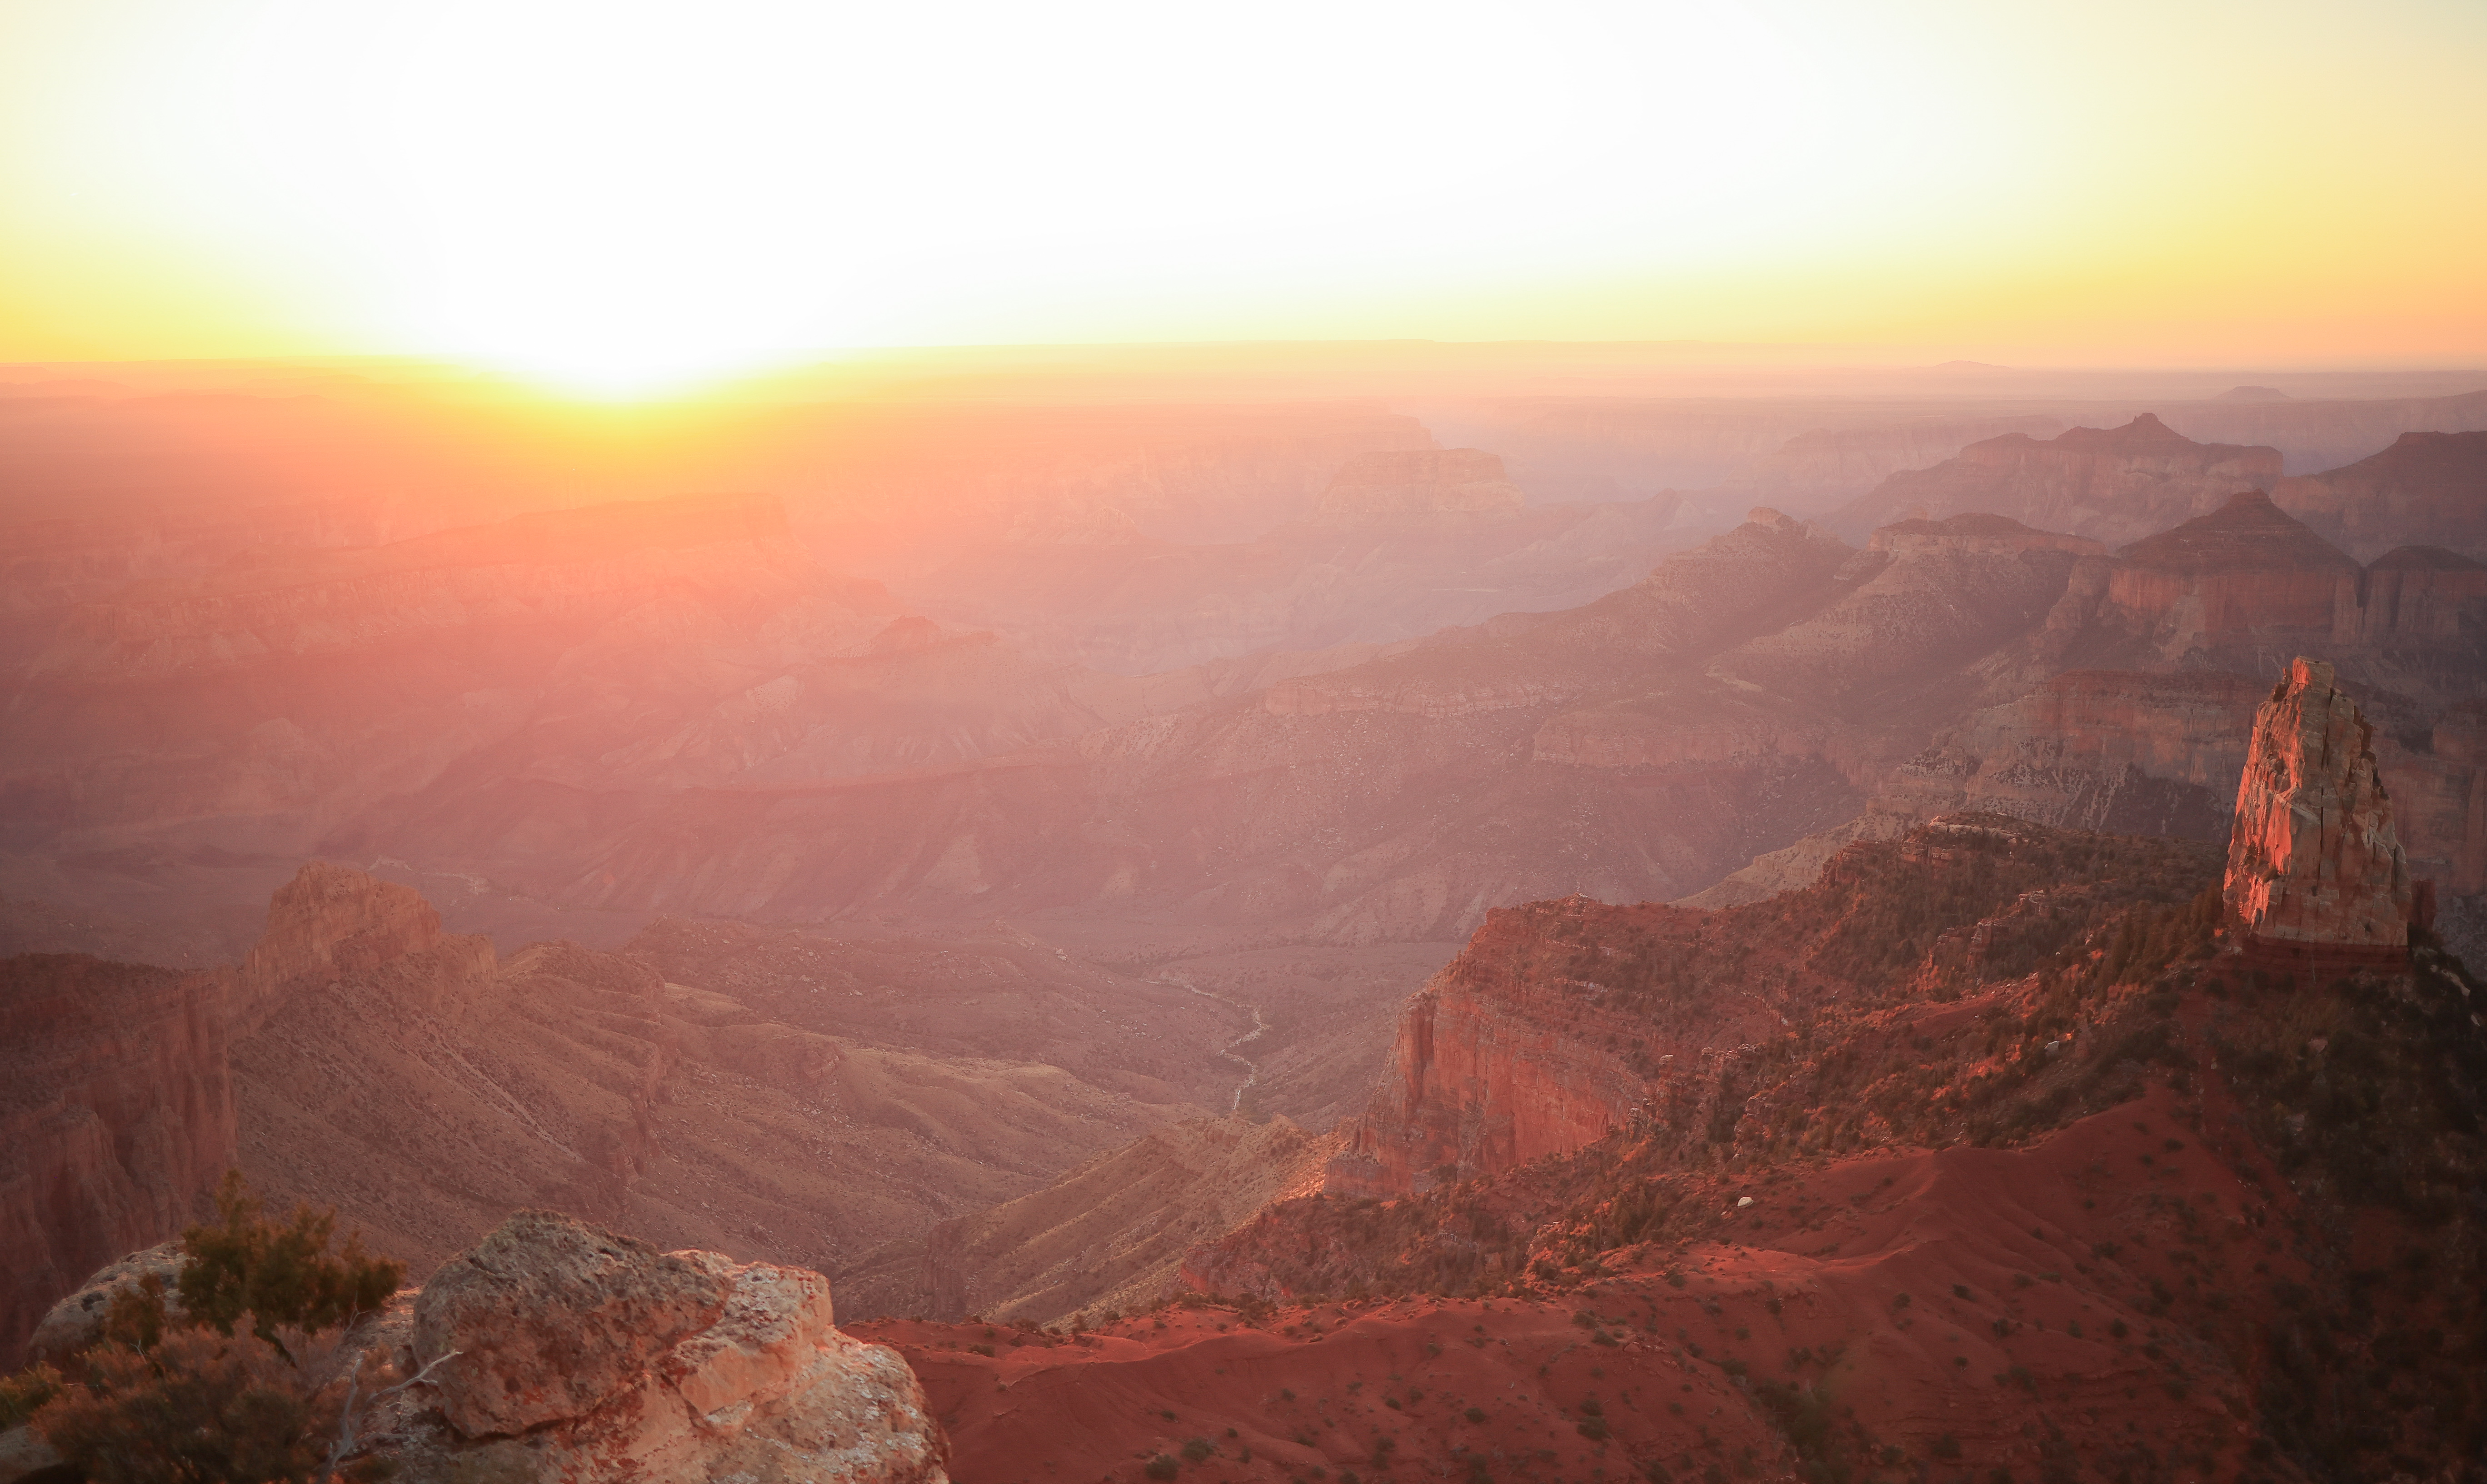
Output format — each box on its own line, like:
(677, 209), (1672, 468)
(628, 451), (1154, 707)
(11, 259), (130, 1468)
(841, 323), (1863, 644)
(2223, 657), (2413, 956)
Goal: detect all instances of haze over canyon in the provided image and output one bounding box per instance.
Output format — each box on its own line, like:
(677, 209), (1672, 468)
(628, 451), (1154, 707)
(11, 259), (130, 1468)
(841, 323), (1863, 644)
(2, 349), (2483, 1484)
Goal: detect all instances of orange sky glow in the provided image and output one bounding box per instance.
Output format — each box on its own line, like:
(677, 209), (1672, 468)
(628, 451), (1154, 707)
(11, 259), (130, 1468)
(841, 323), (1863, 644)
(2, 0), (2482, 395)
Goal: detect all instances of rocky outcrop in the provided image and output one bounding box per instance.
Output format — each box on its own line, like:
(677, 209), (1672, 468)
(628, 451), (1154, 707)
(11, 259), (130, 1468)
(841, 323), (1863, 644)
(385, 1211), (946, 1482)
(1831, 414), (2282, 546)
(1326, 896), (1786, 1195)
(0, 955), (232, 1369)
(1313, 448), (1528, 520)
(20, 1213), (949, 1483)
(2224, 658), (2414, 959)
(223, 861), (494, 1033)
(20, 1241), (188, 1369)
(2272, 430), (2487, 561)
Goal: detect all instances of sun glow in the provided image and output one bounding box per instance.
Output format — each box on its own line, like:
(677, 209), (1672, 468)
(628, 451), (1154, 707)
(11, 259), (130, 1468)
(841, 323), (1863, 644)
(1, 0), (2482, 388)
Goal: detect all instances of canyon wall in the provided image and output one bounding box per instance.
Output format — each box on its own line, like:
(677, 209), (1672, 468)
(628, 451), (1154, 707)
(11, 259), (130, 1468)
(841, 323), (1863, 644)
(1325, 895), (1788, 1196)
(2271, 430), (2487, 561)
(1830, 414), (2281, 545)
(0, 954), (232, 1369)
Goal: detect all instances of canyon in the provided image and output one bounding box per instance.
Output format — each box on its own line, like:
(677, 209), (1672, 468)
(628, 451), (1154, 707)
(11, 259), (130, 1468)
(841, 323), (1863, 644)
(5, 361), (2487, 1484)
(0, 857), (1244, 1366)
(1828, 414), (2281, 544)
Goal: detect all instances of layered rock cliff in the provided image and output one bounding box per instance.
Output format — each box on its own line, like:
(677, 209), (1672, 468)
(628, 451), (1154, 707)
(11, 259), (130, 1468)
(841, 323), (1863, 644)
(2272, 429), (2487, 561)
(1316, 817), (2199, 1197)
(2224, 657), (2414, 959)
(1323, 893), (1759, 1195)
(2102, 489), (2363, 656)
(1830, 413), (2282, 545)
(0, 954), (232, 1369)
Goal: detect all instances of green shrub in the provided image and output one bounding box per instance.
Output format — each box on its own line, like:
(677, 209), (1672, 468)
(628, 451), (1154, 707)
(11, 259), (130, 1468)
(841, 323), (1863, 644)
(0, 1364), (63, 1428)
(180, 1172), (403, 1350)
(1144, 1456), (1180, 1480)
(19, 1172), (406, 1484)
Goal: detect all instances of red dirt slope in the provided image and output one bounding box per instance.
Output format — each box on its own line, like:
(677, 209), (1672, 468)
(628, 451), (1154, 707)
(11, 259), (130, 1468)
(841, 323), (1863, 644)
(874, 1082), (2304, 1484)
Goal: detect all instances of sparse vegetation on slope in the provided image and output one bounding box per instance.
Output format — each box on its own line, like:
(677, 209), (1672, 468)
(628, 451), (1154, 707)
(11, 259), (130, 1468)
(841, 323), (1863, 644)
(5, 1174), (403, 1484)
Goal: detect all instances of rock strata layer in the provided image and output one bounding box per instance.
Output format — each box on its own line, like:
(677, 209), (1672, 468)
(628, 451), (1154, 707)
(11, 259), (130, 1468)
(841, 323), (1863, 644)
(2224, 657), (2413, 957)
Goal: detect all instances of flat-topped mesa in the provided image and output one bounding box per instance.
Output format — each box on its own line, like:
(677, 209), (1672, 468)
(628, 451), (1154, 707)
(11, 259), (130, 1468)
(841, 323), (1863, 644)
(1313, 448), (1528, 520)
(2102, 490), (2363, 654)
(2223, 658), (2416, 967)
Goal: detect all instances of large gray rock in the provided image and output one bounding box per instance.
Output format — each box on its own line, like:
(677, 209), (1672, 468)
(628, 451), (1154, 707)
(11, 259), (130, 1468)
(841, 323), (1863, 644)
(412, 1210), (730, 1437)
(381, 1211), (948, 1483)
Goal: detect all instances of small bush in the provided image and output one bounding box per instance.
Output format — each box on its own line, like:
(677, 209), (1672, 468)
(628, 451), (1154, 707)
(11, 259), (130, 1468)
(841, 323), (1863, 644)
(34, 1322), (386, 1484)
(0, 1364), (63, 1428)
(1144, 1456), (1179, 1480)
(180, 1173), (402, 1350)
(1578, 1416), (1612, 1442)
(19, 1173), (408, 1484)
(1180, 1436), (1214, 1462)
(1933, 1433), (1962, 1459)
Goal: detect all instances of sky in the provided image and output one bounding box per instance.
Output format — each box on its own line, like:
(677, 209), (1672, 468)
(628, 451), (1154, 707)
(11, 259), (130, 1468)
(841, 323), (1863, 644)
(2, 0), (2483, 394)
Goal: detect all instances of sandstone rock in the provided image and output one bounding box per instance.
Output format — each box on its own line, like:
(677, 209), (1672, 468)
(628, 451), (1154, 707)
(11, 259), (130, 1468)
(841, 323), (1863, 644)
(413, 1210), (733, 1436)
(2224, 657), (2413, 956)
(382, 1213), (947, 1483)
(2103, 491), (2363, 660)
(1325, 897), (1784, 1195)
(2341, 545), (2487, 643)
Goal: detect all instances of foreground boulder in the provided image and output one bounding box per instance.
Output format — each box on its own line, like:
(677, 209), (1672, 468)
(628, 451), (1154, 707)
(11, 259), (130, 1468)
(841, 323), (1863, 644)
(378, 1212), (947, 1482)
(2224, 656), (2415, 961)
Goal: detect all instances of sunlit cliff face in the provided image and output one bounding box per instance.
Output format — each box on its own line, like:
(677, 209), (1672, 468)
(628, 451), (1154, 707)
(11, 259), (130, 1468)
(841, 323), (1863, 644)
(2, 0), (2482, 392)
